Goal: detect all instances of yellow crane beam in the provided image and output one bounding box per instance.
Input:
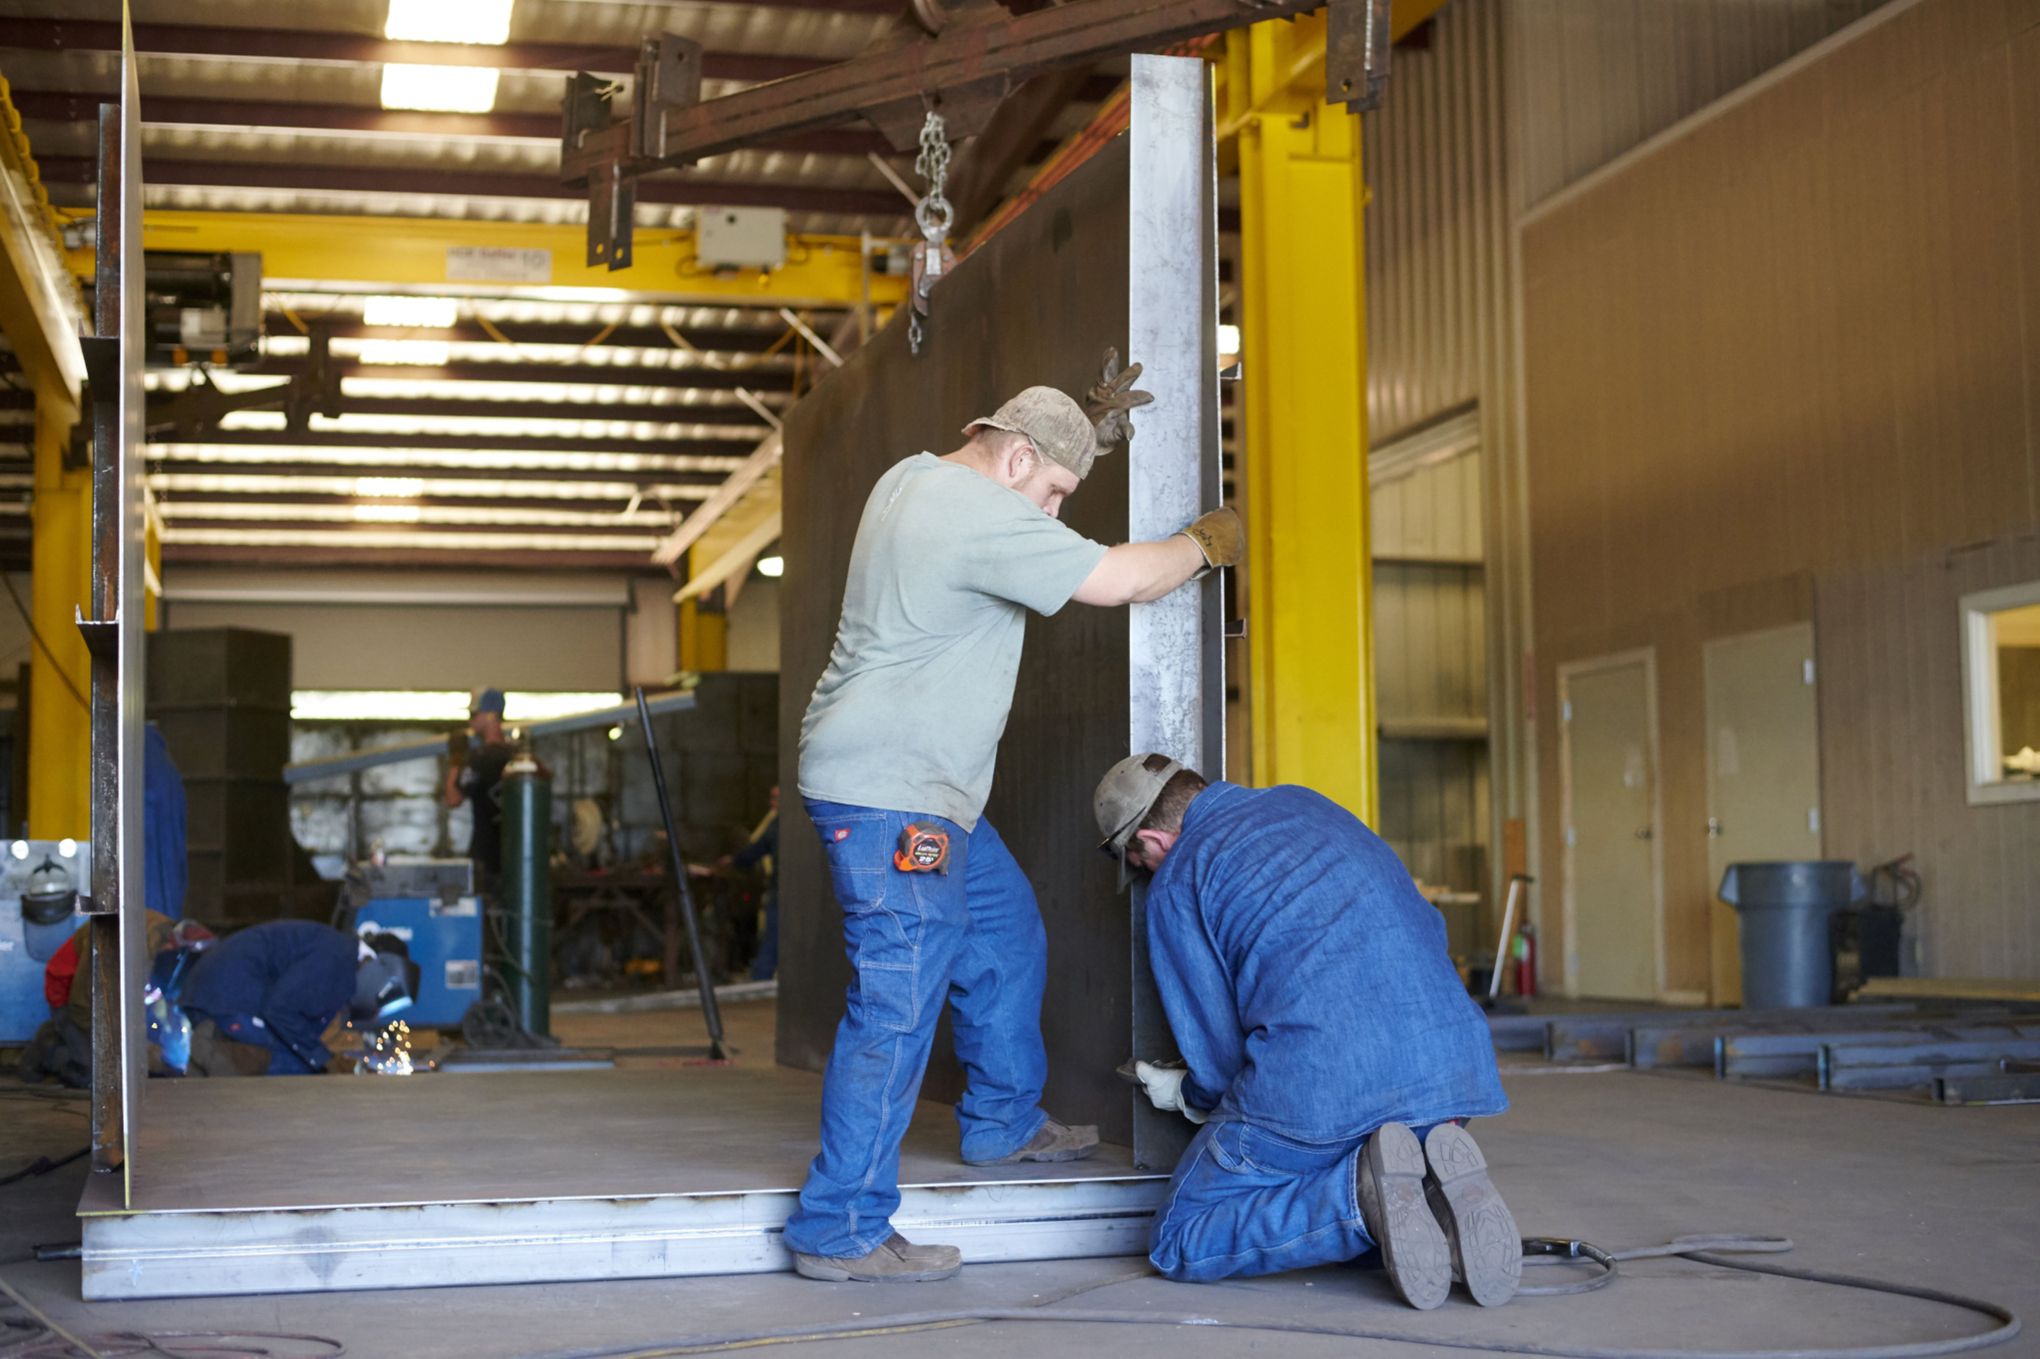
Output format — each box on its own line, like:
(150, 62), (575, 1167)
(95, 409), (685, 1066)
(63, 211), (910, 310)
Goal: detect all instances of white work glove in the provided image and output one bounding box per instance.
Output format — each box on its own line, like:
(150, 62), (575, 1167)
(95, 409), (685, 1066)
(1135, 1060), (1208, 1125)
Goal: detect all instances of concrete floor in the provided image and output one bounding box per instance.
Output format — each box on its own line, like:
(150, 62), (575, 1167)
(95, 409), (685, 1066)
(5, 997), (2037, 1358)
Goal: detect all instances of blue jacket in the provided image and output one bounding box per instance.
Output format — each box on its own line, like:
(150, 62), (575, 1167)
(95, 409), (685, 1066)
(180, 921), (357, 1070)
(1146, 782), (1506, 1142)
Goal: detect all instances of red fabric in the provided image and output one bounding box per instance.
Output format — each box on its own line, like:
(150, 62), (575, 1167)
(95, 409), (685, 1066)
(45, 933), (81, 1009)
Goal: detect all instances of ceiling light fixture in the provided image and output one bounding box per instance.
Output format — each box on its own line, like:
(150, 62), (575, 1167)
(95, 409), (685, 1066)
(356, 339), (452, 366)
(380, 64), (501, 114)
(385, 0), (515, 45)
(354, 476), (426, 499)
(362, 295), (460, 329)
(354, 504), (426, 523)
(756, 555), (785, 579)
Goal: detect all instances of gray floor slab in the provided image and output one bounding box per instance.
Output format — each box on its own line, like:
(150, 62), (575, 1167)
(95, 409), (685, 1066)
(7, 1001), (2037, 1357)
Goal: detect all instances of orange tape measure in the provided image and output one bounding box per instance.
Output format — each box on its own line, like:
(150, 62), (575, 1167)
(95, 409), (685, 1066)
(894, 822), (951, 874)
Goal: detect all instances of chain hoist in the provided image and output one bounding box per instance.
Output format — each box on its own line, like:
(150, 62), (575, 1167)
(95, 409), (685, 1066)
(907, 110), (955, 357)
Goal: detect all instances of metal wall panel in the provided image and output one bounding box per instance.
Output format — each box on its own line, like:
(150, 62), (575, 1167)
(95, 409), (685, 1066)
(1506, 0), (1891, 212)
(1520, 0), (2040, 986)
(1359, 0), (1530, 934)
(778, 60), (1222, 1149)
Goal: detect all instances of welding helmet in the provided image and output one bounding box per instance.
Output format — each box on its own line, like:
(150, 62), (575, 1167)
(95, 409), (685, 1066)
(1093, 753), (1186, 892)
(351, 946), (420, 1026)
(20, 856), (80, 961)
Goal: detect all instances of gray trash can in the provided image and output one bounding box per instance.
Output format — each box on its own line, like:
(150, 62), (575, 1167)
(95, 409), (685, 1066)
(1718, 861), (1867, 1009)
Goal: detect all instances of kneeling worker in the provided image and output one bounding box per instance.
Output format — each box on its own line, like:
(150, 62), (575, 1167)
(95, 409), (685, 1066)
(181, 920), (418, 1076)
(1094, 755), (1520, 1309)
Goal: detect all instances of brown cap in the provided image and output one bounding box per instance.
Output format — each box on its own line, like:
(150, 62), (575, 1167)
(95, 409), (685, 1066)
(964, 386), (1102, 479)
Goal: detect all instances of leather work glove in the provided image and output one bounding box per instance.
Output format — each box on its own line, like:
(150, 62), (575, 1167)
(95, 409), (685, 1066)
(1085, 347), (1155, 447)
(1177, 506), (1244, 579)
(1135, 1060), (1209, 1124)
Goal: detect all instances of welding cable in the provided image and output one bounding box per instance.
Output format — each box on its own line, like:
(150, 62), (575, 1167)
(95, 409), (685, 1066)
(0, 1148), (87, 1188)
(523, 1234), (2021, 1359)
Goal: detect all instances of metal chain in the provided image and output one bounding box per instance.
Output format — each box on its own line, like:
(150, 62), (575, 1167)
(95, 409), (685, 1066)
(909, 109), (951, 357)
(914, 110), (953, 241)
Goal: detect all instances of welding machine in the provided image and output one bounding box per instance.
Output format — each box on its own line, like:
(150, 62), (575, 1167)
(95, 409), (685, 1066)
(0, 839), (91, 1044)
(340, 857), (483, 1031)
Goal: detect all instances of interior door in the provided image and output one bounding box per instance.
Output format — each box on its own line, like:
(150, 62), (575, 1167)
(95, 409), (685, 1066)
(1704, 623), (1822, 1005)
(1562, 656), (1660, 1000)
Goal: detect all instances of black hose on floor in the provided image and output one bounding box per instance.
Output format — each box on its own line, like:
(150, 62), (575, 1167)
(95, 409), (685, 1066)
(523, 1235), (2022, 1359)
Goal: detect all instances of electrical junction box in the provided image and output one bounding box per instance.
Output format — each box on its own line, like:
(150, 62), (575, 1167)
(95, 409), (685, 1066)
(0, 839), (91, 1044)
(697, 207), (788, 271)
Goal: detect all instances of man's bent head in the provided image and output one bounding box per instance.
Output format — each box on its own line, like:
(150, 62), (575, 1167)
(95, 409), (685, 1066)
(965, 385), (1101, 490)
(1094, 753), (1209, 886)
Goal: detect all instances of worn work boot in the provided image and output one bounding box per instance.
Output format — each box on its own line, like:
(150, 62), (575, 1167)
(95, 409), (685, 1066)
(791, 1234), (963, 1283)
(1354, 1122), (1453, 1310)
(1422, 1123), (1521, 1307)
(963, 1118), (1100, 1166)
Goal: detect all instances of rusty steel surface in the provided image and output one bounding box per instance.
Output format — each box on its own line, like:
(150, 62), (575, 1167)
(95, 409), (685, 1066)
(778, 66), (1221, 1150)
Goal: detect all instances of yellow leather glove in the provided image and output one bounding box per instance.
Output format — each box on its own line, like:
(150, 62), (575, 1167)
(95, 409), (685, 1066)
(1178, 506), (1244, 578)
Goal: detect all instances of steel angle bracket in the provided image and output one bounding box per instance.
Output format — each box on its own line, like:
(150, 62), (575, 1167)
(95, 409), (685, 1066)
(1325, 0), (1393, 113)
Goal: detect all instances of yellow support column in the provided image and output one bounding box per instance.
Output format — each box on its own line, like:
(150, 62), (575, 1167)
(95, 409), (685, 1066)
(26, 396), (90, 839)
(1230, 20), (1377, 822)
(677, 551), (728, 673)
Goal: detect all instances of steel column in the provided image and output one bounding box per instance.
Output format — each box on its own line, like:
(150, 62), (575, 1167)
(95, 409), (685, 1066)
(1231, 19), (1376, 819)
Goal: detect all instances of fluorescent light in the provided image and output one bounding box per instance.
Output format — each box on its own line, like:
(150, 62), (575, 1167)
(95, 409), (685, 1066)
(354, 476), (425, 499)
(146, 443), (746, 475)
(386, 0), (514, 44)
(162, 502), (678, 529)
(756, 555), (784, 578)
(1217, 324), (1242, 357)
(160, 527), (665, 553)
(362, 295), (460, 328)
(149, 472), (715, 502)
(354, 503), (425, 523)
(356, 339), (451, 366)
(380, 64), (501, 114)
(291, 690), (620, 724)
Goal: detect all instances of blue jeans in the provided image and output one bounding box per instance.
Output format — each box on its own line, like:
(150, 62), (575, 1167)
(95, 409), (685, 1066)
(750, 890), (779, 981)
(1150, 1119), (1449, 1282)
(784, 799), (1051, 1259)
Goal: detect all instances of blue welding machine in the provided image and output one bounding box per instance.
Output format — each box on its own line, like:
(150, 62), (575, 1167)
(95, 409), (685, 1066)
(0, 839), (90, 1045)
(343, 858), (484, 1031)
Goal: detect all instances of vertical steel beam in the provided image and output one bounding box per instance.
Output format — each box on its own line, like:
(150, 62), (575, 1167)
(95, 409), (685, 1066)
(1231, 20), (1376, 820)
(1125, 55), (1224, 1171)
(83, 3), (149, 1200)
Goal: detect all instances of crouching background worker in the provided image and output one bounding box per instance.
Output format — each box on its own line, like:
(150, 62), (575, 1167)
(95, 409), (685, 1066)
(1093, 754), (1521, 1310)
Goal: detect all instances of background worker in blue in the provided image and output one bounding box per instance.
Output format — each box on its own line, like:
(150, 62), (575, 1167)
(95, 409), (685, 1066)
(789, 379), (1245, 1284)
(1093, 754), (1521, 1311)
(180, 920), (417, 1077)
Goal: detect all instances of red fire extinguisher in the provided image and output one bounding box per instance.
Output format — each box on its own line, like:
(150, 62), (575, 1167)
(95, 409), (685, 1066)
(1513, 923), (1538, 999)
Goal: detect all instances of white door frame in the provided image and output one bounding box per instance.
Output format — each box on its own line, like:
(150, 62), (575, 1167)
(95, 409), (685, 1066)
(1556, 647), (1668, 1001)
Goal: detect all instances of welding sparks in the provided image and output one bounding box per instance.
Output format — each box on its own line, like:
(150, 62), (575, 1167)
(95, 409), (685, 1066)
(361, 1020), (416, 1076)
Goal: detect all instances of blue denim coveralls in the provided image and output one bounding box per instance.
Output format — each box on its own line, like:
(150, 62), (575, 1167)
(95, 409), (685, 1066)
(1143, 782), (1507, 1282)
(179, 920), (357, 1076)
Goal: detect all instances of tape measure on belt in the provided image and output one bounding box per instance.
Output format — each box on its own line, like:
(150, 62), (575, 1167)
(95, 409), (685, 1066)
(894, 822), (951, 874)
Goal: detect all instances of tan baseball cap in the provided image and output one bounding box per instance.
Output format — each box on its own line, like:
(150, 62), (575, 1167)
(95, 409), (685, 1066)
(965, 386), (1102, 479)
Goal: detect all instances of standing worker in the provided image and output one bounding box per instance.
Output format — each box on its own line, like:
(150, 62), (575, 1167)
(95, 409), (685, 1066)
(788, 377), (1243, 1284)
(444, 687), (517, 890)
(709, 784), (781, 982)
(1094, 755), (1519, 1309)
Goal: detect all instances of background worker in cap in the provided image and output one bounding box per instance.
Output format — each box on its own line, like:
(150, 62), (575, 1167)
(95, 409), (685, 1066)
(1094, 754), (1518, 1311)
(788, 374), (1243, 1284)
(443, 687), (517, 890)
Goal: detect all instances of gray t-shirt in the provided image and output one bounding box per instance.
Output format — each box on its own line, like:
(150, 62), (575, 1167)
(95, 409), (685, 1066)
(799, 453), (1110, 829)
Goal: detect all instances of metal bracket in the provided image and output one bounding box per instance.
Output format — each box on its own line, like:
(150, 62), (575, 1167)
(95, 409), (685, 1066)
(632, 33), (704, 163)
(588, 163), (637, 272)
(1325, 0), (1394, 113)
(75, 610), (117, 660)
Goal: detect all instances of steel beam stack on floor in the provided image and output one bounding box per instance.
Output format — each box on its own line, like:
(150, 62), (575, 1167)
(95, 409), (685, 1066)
(1491, 1002), (2040, 1101)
